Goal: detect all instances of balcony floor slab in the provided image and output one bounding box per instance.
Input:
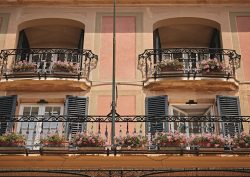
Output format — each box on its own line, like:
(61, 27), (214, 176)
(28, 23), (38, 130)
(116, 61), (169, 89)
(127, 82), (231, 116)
(144, 79), (239, 91)
(0, 79), (90, 91)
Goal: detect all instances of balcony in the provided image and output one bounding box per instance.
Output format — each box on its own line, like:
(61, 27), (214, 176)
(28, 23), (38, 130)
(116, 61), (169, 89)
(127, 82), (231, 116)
(0, 115), (249, 155)
(138, 48), (241, 91)
(0, 114), (250, 176)
(0, 48), (98, 91)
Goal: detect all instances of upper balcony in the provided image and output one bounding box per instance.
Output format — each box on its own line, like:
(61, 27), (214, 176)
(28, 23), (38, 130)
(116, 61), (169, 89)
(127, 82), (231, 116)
(0, 48), (98, 91)
(138, 48), (241, 91)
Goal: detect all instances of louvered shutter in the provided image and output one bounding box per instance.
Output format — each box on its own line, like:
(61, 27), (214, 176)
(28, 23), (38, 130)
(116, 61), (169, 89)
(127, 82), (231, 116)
(145, 95), (168, 134)
(0, 96), (17, 135)
(66, 96), (88, 136)
(217, 95), (241, 137)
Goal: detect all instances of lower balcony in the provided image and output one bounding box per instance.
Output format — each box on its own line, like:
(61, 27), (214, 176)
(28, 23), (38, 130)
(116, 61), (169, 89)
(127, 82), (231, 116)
(138, 48), (241, 91)
(0, 115), (249, 155)
(0, 48), (98, 91)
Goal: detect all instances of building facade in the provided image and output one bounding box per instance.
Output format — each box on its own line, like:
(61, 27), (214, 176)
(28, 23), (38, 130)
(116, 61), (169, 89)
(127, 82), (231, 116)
(0, 0), (249, 148)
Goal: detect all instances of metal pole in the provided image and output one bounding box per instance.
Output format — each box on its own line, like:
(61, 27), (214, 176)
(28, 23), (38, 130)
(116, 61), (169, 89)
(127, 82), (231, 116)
(111, 0), (116, 146)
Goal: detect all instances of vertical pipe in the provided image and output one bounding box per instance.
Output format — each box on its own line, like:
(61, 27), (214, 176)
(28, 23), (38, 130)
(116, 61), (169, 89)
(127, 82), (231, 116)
(111, 0), (116, 146)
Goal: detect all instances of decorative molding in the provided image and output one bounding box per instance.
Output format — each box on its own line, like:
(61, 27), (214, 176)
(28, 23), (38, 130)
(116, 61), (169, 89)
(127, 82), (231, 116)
(0, 0), (250, 5)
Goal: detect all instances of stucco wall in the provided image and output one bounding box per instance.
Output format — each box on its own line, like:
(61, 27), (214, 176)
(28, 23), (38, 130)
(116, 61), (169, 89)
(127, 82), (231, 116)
(0, 5), (249, 134)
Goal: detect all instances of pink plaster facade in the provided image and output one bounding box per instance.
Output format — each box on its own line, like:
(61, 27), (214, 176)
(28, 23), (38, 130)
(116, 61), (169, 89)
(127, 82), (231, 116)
(236, 16), (250, 81)
(97, 95), (136, 143)
(0, 17), (2, 28)
(99, 16), (136, 80)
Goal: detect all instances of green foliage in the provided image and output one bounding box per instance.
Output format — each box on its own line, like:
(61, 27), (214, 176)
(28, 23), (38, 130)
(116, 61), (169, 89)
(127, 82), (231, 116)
(0, 133), (25, 147)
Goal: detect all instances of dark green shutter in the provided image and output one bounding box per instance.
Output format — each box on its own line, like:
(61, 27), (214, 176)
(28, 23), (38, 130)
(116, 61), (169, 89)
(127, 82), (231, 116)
(209, 29), (221, 49)
(17, 30), (30, 61)
(17, 30), (30, 49)
(66, 96), (88, 136)
(153, 29), (162, 62)
(78, 29), (84, 50)
(0, 96), (17, 135)
(209, 29), (221, 59)
(153, 29), (161, 50)
(145, 95), (168, 133)
(217, 95), (241, 137)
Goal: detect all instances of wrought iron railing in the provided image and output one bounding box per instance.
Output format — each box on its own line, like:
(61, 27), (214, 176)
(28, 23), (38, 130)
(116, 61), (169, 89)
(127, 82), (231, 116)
(0, 168), (249, 177)
(0, 115), (249, 154)
(0, 48), (98, 81)
(138, 48), (241, 81)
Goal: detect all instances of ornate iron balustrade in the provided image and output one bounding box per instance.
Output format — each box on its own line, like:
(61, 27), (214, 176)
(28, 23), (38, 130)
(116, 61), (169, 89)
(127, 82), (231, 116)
(0, 48), (98, 81)
(0, 115), (249, 154)
(138, 48), (241, 81)
(0, 115), (250, 122)
(0, 168), (249, 177)
(0, 115), (249, 140)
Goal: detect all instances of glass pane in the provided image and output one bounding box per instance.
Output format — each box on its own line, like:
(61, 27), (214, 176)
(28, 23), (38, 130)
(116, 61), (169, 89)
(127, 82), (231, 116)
(45, 107), (52, 115)
(53, 107), (61, 115)
(43, 122), (49, 128)
(173, 110), (178, 116)
(21, 122), (28, 129)
(50, 122), (58, 129)
(31, 107), (39, 115)
(45, 106), (61, 115)
(23, 107), (31, 116)
(43, 106), (62, 135)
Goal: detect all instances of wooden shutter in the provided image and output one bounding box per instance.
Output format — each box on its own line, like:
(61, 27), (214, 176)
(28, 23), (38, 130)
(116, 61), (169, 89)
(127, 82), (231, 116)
(217, 95), (241, 137)
(145, 95), (168, 133)
(153, 29), (161, 50)
(0, 96), (17, 135)
(153, 29), (162, 62)
(78, 29), (84, 50)
(17, 30), (30, 49)
(66, 96), (88, 136)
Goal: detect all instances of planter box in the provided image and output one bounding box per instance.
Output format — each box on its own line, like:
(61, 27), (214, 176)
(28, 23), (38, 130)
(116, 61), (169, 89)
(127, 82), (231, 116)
(160, 70), (183, 74)
(53, 71), (76, 74)
(199, 147), (224, 151)
(234, 148), (250, 152)
(0, 147), (26, 154)
(41, 147), (68, 151)
(120, 147), (146, 150)
(159, 146), (182, 151)
(201, 71), (226, 76)
(13, 71), (36, 75)
(0, 146), (25, 151)
(77, 147), (105, 151)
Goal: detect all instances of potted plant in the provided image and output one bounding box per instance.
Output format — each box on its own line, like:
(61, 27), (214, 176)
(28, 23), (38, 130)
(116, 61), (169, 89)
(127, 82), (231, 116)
(153, 132), (187, 150)
(233, 133), (250, 151)
(199, 58), (225, 74)
(115, 134), (148, 150)
(158, 59), (183, 72)
(71, 133), (105, 151)
(13, 60), (37, 73)
(53, 61), (79, 73)
(40, 133), (68, 150)
(189, 133), (225, 151)
(0, 133), (26, 150)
